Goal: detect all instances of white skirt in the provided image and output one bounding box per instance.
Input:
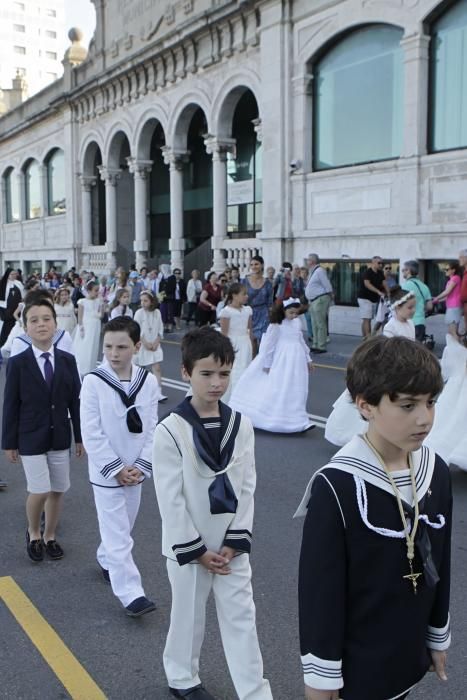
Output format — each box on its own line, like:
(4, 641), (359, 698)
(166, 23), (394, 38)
(324, 389), (368, 447)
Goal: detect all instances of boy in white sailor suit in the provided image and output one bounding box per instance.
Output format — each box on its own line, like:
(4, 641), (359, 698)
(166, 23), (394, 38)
(152, 327), (272, 700)
(297, 336), (452, 700)
(80, 317), (159, 617)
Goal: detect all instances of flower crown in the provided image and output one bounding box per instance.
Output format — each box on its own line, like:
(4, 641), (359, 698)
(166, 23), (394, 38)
(390, 291), (415, 311)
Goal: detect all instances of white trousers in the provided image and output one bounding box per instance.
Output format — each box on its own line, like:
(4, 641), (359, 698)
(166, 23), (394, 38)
(92, 484), (145, 607)
(164, 555), (272, 700)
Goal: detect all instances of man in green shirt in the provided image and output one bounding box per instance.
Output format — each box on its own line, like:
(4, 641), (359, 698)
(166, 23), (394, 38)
(402, 260), (433, 342)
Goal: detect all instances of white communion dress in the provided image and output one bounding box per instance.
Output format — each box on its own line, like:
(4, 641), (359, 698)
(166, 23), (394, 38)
(425, 334), (467, 471)
(72, 297), (102, 376)
(219, 304), (253, 404)
(133, 308), (164, 366)
(229, 317), (314, 433)
(54, 302), (77, 335)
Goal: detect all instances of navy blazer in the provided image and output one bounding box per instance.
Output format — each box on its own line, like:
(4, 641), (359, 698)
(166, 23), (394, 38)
(2, 347), (82, 455)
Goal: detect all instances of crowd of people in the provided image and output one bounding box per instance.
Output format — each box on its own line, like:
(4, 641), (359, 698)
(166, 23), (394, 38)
(0, 250), (462, 700)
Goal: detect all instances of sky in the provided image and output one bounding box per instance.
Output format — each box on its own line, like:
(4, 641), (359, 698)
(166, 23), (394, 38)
(64, 0), (96, 47)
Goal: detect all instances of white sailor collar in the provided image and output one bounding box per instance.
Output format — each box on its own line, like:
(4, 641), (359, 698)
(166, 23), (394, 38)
(295, 434), (435, 517)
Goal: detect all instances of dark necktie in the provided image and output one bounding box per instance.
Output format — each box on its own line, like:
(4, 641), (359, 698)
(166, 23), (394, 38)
(41, 352), (54, 389)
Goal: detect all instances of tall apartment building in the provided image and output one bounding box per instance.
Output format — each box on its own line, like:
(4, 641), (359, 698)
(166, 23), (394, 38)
(0, 0), (66, 98)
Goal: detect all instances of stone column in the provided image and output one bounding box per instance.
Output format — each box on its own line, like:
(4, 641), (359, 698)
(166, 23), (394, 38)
(127, 158), (153, 270)
(162, 147), (188, 272)
(79, 176), (96, 268)
(39, 164), (48, 217)
(204, 136), (236, 272)
(98, 166), (120, 272)
(17, 171), (26, 221)
(401, 33), (431, 158)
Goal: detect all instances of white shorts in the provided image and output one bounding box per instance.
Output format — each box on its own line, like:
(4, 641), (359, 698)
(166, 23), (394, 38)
(357, 298), (377, 320)
(20, 450), (70, 494)
(445, 307), (462, 325)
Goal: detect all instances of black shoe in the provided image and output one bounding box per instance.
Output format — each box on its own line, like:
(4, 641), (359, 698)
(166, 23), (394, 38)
(45, 539), (64, 560)
(99, 565), (111, 584)
(311, 348), (327, 354)
(169, 686), (216, 700)
(0, 478), (7, 489)
(125, 596), (156, 617)
(304, 423), (316, 432)
(26, 530), (44, 562)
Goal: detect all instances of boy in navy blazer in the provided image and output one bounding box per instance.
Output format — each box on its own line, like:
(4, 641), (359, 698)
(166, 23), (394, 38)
(2, 299), (83, 562)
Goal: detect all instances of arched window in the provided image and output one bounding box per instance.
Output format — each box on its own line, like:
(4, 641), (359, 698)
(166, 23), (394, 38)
(430, 0), (467, 152)
(3, 168), (20, 223)
(313, 25), (404, 170)
(24, 159), (42, 219)
(46, 148), (66, 215)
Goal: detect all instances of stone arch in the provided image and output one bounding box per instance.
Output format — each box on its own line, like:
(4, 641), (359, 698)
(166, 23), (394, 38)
(134, 107), (169, 160)
(299, 18), (407, 68)
(105, 129), (132, 170)
(211, 72), (261, 138)
(81, 140), (103, 177)
(40, 145), (64, 165)
(168, 89), (212, 149)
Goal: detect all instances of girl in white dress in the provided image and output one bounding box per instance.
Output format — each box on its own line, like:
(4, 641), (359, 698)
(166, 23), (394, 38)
(109, 288), (133, 319)
(133, 291), (165, 401)
(219, 283), (253, 403)
(73, 281), (103, 376)
(54, 287), (77, 335)
(425, 334), (467, 471)
(325, 288), (417, 446)
(229, 298), (315, 433)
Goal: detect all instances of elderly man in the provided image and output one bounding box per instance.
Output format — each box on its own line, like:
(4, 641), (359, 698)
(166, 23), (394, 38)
(401, 260), (433, 342)
(357, 256), (385, 338)
(459, 249), (467, 331)
(305, 254), (333, 353)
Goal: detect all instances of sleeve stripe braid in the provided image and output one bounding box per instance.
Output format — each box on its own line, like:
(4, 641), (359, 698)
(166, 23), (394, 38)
(223, 529), (252, 553)
(301, 653), (343, 691)
(172, 537), (207, 565)
(100, 458), (124, 477)
(135, 458), (152, 472)
(426, 615), (451, 650)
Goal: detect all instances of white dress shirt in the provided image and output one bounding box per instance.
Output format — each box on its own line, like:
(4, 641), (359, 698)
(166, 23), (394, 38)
(31, 343), (55, 380)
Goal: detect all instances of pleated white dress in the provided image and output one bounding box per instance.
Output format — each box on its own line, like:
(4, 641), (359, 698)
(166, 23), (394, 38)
(229, 317), (313, 433)
(425, 334), (467, 471)
(54, 302), (77, 335)
(219, 305), (253, 404)
(72, 297), (102, 376)
(133, 308), (164, 366)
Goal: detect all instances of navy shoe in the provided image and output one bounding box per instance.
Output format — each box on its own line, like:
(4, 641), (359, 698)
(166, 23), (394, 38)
(0, 477), (7, 489)
(99, 565), (111, 584)
(169, 686), (216, 699)
(125, 596), (156, 617)
(26, 530), (44, 562)
(45, 539), (64, 560)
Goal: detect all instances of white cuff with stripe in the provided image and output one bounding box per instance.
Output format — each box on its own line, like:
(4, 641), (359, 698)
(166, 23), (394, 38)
(302, 652), (343, 690)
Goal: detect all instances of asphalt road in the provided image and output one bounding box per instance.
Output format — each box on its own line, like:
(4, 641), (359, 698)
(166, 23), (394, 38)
(0, 337), (466, 700)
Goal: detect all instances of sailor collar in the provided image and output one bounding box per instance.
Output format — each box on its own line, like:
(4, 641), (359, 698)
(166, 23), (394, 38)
(295, 434), (435, 517)
(93, 359), (146, 396)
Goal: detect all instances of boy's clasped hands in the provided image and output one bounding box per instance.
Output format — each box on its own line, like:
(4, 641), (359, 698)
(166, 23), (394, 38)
(198, 546), (236, 575)
(116, 465), (143, 486)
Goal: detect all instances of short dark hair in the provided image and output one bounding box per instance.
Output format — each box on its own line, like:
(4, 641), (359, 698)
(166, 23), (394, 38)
(103, 316), (141, 344)
(347, 336), (443, 406)
(182, 327), (235, 375)
(23, 299), (57, 325)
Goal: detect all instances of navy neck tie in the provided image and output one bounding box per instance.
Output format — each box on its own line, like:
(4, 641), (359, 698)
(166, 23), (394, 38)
(41, 352), (53, 389)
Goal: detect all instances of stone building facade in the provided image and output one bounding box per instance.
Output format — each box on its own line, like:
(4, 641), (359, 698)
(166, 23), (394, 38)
(0, 0), (466, 302)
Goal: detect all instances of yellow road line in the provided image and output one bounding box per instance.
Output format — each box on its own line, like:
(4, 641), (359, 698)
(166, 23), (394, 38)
(0, 576), (106, 700)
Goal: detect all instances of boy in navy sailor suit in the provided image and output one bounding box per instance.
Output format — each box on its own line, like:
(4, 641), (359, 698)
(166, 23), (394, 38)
(152, 327), (272, 700)
(80, 317), (159, 617)
(297, 337), (452, 700)
(2, 299), (82, 562)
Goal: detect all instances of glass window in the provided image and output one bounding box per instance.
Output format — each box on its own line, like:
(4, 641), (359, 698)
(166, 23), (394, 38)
(14, 2), (25, 11)
(14, 45), (26, 54)
(313, 25), (404, 169)
(46, 8), (57, 17)
(45, 30), (57, 39)
(430, 0), (467, 151)
(24, 160), (42, 219)
(4, 169), (20, 223)
(46, 149), (66, 215)
(45, 51), (57, 60)
(13, 24), (25, 32)
(320, 260), (397, 305)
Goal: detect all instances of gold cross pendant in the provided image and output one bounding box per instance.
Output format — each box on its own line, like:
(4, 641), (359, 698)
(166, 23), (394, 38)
(403, 570), (422, 594)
